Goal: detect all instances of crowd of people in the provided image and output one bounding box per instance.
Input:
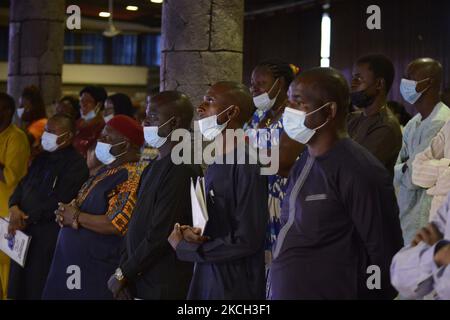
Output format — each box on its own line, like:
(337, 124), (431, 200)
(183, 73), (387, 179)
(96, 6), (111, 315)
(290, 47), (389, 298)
(0, 53), (450, 300)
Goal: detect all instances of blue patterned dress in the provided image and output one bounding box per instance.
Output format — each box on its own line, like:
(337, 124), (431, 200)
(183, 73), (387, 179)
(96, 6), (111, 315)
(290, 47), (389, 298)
(245, 109), (288, 263)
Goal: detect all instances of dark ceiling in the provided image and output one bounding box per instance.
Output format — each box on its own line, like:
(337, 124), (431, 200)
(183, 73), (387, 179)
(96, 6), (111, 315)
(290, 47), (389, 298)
(1, 0), (317, 28)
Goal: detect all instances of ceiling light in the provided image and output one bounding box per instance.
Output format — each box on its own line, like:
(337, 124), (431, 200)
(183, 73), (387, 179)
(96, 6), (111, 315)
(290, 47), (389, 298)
(126, 5), (139, 11)
(99, 12), (111, 18)
(150, 0), (163, 3)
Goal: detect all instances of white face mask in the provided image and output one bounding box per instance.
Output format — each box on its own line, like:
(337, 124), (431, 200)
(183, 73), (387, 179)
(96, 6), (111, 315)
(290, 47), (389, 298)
(197, 106), (233, 141)
(95, 141), (126, 165)
(82, 109), (96, 121)
(282, 103), (330, 144)
(17, 108), (25, 119)
(41, 131), (68, 152)
(253, 78), (281, 112)
(103, 114), (114, 124)
(400, 78), (430, 105)
(144, 116), (174, 148)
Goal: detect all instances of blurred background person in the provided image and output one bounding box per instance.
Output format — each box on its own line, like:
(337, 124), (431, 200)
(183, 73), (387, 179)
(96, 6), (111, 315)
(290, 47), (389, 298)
(73, 86), (107, 158)
(17, 86), (48, 160)
(103, 93), (135, 123)
(441, 88), (450, 108)
(55, 96), (80, 120)
(387, 100), (412, 131)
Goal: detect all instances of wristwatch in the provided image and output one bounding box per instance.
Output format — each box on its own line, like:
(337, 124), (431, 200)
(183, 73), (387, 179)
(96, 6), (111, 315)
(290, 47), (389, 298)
(114, 267), (124, 281)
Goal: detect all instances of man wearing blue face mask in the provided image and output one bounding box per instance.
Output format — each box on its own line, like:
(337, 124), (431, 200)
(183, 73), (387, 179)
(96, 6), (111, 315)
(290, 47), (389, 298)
(347, 54), (402, 176)
(269, 67), (403, 300)
(107, 91), (202, 300)
(7, 114), (88, 299)
(394, 58), (450, 246)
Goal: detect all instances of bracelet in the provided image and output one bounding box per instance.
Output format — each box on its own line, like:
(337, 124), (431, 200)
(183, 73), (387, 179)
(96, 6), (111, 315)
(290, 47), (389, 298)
(72, 207), (81, 230)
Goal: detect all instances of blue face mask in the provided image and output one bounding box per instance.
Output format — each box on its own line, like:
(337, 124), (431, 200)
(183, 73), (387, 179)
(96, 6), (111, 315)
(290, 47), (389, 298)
(400, 78), (430, 105)
(282, 102), (331, 144)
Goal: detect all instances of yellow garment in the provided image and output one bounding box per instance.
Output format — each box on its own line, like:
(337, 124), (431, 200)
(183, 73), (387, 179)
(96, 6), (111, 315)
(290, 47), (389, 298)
(0, 124), (30, 299)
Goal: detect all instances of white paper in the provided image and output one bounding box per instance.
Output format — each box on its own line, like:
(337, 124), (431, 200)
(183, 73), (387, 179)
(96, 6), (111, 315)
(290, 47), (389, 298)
(0, 217), (31, 267)
(190, 177), (209, 235)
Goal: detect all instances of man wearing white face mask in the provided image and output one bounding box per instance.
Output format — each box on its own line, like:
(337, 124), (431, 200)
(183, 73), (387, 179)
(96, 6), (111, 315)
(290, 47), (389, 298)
(108, 91), (202, 300)
(269, 68), (403, 300)
(394, 58), (450, 246)
(168, 81), (269, 300)
(7, 114), (89, 299)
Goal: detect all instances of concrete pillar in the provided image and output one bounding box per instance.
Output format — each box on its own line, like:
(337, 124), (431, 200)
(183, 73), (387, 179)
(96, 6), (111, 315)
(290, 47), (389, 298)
(7, 0), (65, 109)
(160, 0), (244, 107)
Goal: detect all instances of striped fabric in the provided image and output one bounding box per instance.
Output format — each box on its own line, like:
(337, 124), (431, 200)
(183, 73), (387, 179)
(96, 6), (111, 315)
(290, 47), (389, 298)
(413, 117), (450, 221)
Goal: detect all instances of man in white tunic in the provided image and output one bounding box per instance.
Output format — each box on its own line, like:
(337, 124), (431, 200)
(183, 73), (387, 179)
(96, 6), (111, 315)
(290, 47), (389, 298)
(394, 58), (450, 245)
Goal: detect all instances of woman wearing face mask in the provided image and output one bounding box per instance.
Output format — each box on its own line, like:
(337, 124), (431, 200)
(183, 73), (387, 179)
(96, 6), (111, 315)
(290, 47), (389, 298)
(103, 93), (135, 124)
(43, 115), (147, 299)
(17, 86), (48, 161)
(73, 86), (108, 158)
(7, 114), (89, 300)
(246, 60), (304, 273)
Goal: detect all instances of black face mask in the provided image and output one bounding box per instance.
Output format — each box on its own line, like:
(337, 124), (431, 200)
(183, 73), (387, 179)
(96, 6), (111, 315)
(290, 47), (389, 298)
(351, 89), (376, 109)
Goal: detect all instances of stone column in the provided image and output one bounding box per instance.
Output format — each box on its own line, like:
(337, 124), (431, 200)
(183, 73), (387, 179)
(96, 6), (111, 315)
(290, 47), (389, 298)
(7, 0), (65, 109)
(160, 0), (244, 107)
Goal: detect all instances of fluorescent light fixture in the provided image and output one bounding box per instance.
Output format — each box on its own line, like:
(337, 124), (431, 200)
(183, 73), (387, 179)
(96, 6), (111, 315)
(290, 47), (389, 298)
(320, 12), (331, 67)
(320, 58), (330, 67)
(99, 12), (111, 18)
(126, 5), (139, 11)
(150, 0), (163, 3)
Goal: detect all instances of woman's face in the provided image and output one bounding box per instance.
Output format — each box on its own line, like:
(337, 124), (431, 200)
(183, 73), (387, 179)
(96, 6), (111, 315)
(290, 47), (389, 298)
(104, 99), (115, 117)
(250, 66), (281, 100)
(79, 92), (96, 116)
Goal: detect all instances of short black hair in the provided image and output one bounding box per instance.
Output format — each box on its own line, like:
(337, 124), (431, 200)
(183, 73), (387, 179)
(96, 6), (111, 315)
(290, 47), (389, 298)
(356, 54), (395, 94)
(215, 81), (254, 125)
(0, 92), (16, 123)
(60, 96), (80, 119)
(107, 93), (135, 118)
(152, 91), (194, 129)
(21, 85), (46, 119)
(256, 60), (297, 89)
(80, 86), (108, 105)
(50, 113), (76, 134)
(294, 67), (350, 120)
